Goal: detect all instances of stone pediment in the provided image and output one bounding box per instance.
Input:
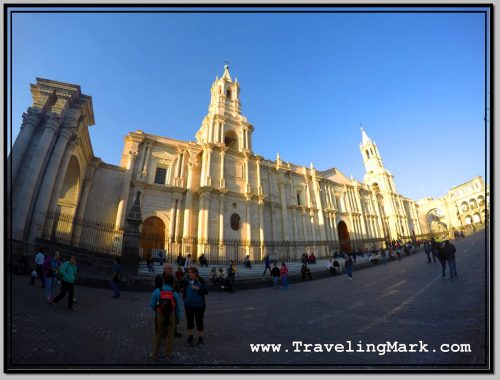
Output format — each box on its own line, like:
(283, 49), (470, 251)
(152, 151), (176, 164)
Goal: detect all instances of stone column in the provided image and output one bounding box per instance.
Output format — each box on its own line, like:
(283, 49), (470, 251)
(136, 142), (147, 180)
(197, 192), (206, 242)
(203, 192), (211, 242)
(114, 151), (138, 229)
(71, 160), (98, 245)
(256, 156), (263, 195)
(301, 209), (308, 240)
(10, 107), (43, 186)
(245, 198), (252, 256)
(219, 148), (226, 188)
(182, 160), (196, 239)
(141, 142), (152, 179)
(219, 193), (226, 241)
(278, 179), (289, 241)
(12, 113), (61, 240)
(29, 126), (77, 241)
(353, 188), (368, 239)
(175, 196), (183, 240)
(169, 197), (177, 243)
(244, 153), (250, 194)
(205, 147), (212, 187)
(311, 176), (327, 242)
(258, 199), (265, 259)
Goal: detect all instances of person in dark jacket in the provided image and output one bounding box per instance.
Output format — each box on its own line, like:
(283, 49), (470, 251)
(443, 240), (458, 278)
(301, 263), (312, 281)
(430, 238), (438, 263)
(271, 263), (280, 289)
(345, 254), (354, 280)
(437, 242), (447, 279)
(183, 267), (208, 347)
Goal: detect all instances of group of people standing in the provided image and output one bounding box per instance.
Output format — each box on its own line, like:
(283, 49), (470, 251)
(423, 238), (458, 279)
(30, 248), (79, 310)
(149, 263), (208, 360)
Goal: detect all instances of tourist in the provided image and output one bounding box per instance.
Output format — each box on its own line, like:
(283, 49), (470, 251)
(423, 240), (432, 263)
(301, 253), (308, 265)
(271, 263), (280, 289)
(437, 242), (448, 279)
(352, 250), (357, 263)
(430, 238), (438, 263)
(182, 267), (208, 348)
(301, 262), (312, 281)
(209, 267), (218, 290)
(326, 258), (335, 275)
(443, 240), (458, 279)
(396, 243), (402, 261)
(149, 274), (182, 360)
(43, 251), (61, 302)
(262, 254), (272, 276)
(198, 253), (208, 268)
(50, 255), (78, 310)
(333, 259), (341, 274)
(146, 255), (154, 272)
(308, 252), (316, 264)
(33, 248), (46, 288)
(164, 263), (183, 338)
(157, 251), (164, 266)
(380, 247), (387, 265)
(227, 260), (236, 293)
(280, 263), (289, 289)
(243, 255), (252, 269)
(176, 254), (185, 267)
(345, 254), (354, 280)
(184, 254), (192, 273)
(110, 258), (122, 299)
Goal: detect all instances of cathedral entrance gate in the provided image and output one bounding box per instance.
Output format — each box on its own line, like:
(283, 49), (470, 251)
(337, 221), (352, 253)
(140, 216), (166, 261)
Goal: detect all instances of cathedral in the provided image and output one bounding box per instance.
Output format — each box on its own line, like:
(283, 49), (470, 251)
(10, 66), (428, 263)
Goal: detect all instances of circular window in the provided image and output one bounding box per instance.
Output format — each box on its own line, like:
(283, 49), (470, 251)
(230, 214), (241, 231)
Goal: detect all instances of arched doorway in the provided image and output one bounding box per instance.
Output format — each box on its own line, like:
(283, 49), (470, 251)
(426, 208), (448, 233)
(140, 216), (166, 260)
(337, 221), (352, 253)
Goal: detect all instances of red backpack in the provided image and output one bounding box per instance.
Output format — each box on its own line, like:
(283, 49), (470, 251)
(157, 290), (176, 315)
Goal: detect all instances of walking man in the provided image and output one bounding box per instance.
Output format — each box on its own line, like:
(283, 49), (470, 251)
(423, 240), (432, 263)
(437, 243), (448, 279)
(345, 254), (354, 280)
(262, 254), (272, 276)
(50, 255), (78, 310)
(443, 240), (458, 279)
(33, 248), (46, 287)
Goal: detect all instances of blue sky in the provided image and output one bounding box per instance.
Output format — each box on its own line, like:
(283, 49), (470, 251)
(9, 8), (489, 200)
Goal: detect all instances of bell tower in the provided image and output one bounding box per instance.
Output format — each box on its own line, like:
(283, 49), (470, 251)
(195, 65), (254, 153)
(360, 127), (396, 193)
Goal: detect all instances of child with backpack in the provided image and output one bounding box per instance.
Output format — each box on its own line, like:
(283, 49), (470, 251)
(149, 274), (182, 360)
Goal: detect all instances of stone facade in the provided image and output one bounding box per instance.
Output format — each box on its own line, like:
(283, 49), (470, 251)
(15, 66), (487, 262)
(416, 176), (489, 234)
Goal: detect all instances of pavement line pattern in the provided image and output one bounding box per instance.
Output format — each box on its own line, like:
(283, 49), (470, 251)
(357, 274), (443, 335)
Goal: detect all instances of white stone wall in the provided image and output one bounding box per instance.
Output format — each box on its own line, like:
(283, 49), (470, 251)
(84, 165), (125, 224)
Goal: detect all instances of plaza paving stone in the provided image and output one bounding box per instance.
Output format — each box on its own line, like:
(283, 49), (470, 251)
(6, 232), (489, 370)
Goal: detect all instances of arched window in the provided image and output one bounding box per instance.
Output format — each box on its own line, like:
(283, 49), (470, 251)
(224, 130), (239, 150)
(366, 150), (370, 159)
(226, 89), (232, 99)
(230, 214), (241, 231)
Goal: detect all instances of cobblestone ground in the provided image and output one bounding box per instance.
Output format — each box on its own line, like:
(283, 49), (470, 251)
(6, 232), (489, 370)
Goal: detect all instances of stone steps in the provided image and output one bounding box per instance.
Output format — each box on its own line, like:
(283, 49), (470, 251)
(137, 257), (374, 280)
